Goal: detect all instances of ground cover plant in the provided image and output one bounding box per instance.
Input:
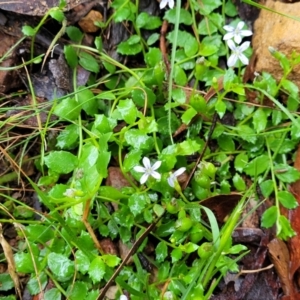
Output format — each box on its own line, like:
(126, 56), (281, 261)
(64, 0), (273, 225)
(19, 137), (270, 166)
(1, 0), (300, 299)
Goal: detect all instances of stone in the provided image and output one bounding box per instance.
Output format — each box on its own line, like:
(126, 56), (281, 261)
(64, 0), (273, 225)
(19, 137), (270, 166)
(252, 0), (300, 86)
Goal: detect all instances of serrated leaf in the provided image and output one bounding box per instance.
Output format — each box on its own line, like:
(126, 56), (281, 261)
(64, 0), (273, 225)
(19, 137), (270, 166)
(75, 250), (90, 275)
(261, 206), (277, 228)
(181, 107), (197, 125)
(116, 99), (138, 125)
(234, 153), (248, 173)
(174, 66), (187, 85)
(156, 241), (168, 263)
(124, 129), (153, 151)
(0, 274), (14, 291)
(277, 215), (296, 240)
(128, 193), (149, 216)
(197, 0), (222, 15)
(236, 124), (256, 143)
(197, 13), (223, 35)
(67, 281), (88, 300)
(176, 139), (201, 155)
(164, 9), (193, 25)
(253, 108), (267, 133)
(102, 254), (121, 267)
(278, 191), (298, 209)
(54, 97), (81, 120)
(88, 257), (106, 283)
(27, 273), (48, 295)
(47, 253), (75, 282)
(56, 124), (79, 149)
(45, 151), (78, 174)
(243, 154), (269, 176)
(45, 288), (61, 300)
(215, 100), (227, 118)
(25, 224), (54, 243)
(274, 164), (300, 183)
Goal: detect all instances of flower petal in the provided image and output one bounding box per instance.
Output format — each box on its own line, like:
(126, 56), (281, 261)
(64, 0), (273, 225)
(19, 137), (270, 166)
(241, 29), (253, 37)
(152, 160), (162, 171)
(236, 21), (245, 30)
(227, 53), (237, 67)
(134, 166), (146, 173)
(173, 167), (186, 177)
(159, 0), (168, 9)
(226, 39), (236, 51)
(142, 156), (151, 169)
(168, 0), (175, 8)
(239, 53), (249, 65)
(223, 25), (234, 32)
(151, 171), (161, 180)
(167, 175), (175, 187)
(223, 32), (234, 41)
(140, 173), (149, 184)
(234, 35), (242, 45)
(239, 41), (250, 52)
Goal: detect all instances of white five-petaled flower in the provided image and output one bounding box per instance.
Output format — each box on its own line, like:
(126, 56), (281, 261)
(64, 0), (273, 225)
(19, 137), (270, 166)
(134, 157), (162, 184)
(167, 167), (186, 188)
(227, 40), (250, 67)
(223, 21), (252, 45)
(160, 0), (175, 9)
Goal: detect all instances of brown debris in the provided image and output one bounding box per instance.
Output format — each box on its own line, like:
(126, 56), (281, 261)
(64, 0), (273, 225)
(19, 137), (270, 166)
(78, 10), (103, 33)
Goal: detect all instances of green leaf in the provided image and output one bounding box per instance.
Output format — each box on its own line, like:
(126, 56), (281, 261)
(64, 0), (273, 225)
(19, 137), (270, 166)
(156, 241), (168, 263)
(22, 25), (36, 36)
(77, 87), (97, 116)
(25, 224), (55, 243)
(243, 154), (269, 176)
(274, 164), (300, 183)
(236, 124), (256, 143)
(232, 173), (246, 191)
(123, 149), (143, 173)
(64, 45), (78, 68)
(115, 99), (138, 125)
(102, 254), (121, 267)
(171, 248), (183, 263)
(174, 66), (187, 85)
(67, 281), (88, 300)
(218, 135), (235, 152)
(197, 13), (223, 35)
(260, 180), (274, 197)
(131, 86), (156, 107)
(15, 251), (37, 273)
(128, 193), (149, 216)
(181, 107), (197, 125)
(47, 253), (75, 282)
(164, 8), (193, 25)
(198, 35), (222, 56)
(147, 33), (160, 45)
(197, 0), (222, 15)
(88, 257), (106, 283)
(66, 26), (84, 42)
(75, 250), (90, 275)
(117, 35), (142, 55)
(225, 0), (238, 17)
(53, 97), (81, 120)
(111, 0), (136, 22)
(45, 151), (78, 174)
(0, 274), (14, 291)
(136, 12), (162, 29)
(282, 79), (299, 99)
(45, 288), (61, 300)
(215, 100), (227, 118)
(261, 206), (277, 228)
(277, 215), (296, 240)
(167, 30), (198, 56)
(253, 108), (267, 133)
(179, 242), (198, 253)
(92, 115), (112, 134)
(50, 9), (65, 22)
(27, 273), (48, 295)
(79, 51), (100, 73)
(176, 139), (202, 155)
(278, 191), (298, 209)
(124, 129), (153, 151)
(56, 124), (79, 149)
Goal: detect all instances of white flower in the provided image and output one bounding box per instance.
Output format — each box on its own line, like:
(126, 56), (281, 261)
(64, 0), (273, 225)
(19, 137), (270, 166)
(63, 188), (77, 198)
(227, 40), (250, 67)
(134, 157), (161, 184)
(160, 0), (175, 9)
(120, 295), (128, 300)
(167, 167), (186, 188)
(223, 21), (252, 44)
